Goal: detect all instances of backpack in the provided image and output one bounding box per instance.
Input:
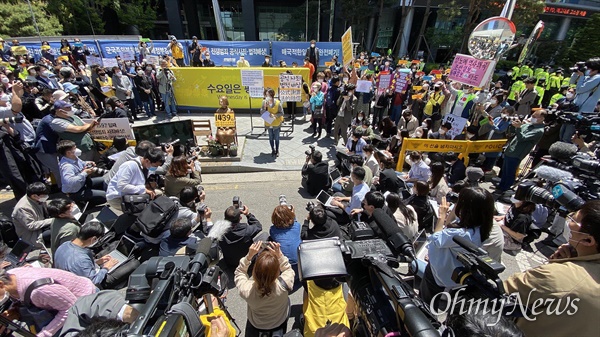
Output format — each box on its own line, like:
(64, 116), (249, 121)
(18, 278), (57, 334)
(133, 196), (178, 238)
(0, 214), (18, 247)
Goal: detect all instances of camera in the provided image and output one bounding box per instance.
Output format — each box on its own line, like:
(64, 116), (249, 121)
(197, 202), (207, 215)
(232, 196), (243, 211)
(573, 154), (600, 176)
(0, 115), (24, 125)
(306, 201), (315, 212)
(570, 61), (587, 73)
(84, 163), (108, 175)
(159, 138), (180, 152)
(305, 145), (316, 157)
(446, 191), (459, 204)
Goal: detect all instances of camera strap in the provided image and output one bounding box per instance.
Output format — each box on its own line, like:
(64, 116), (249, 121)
(168, 302), (204, 337)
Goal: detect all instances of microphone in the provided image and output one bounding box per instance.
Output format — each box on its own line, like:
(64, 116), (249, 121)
(534, 165), (573, 182)
(372, 208), (416, 260)
(548, 142), (578, 163)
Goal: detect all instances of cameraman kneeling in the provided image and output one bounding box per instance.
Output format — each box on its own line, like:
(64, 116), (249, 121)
(58, 140), (106, 207)
(503, 200), (600, 337)
(302, 150), (329, 196)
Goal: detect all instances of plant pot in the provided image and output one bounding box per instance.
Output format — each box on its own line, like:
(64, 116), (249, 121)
(229, 149), (238, 157)
(209, 146), (221, 157)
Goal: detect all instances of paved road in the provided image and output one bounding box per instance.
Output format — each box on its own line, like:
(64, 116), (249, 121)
(0, 171), (553, 334)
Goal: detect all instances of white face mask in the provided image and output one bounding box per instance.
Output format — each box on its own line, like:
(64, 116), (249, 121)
(0, 94), (9, 102)
(439, 129), (446, 135)
(358, 117), (363, 121)
(38, 195), (49, 203)
(566, 93), (574, 99)
(311, 44), (315, 48)
(79, 65), (85, 70)
(1, 77), (9, 84)
(116, 71), (122, 76)
(466, 133), (475, 139)
(491, 99), (498, 105)
(421, 123), (427, 128)
(137, 70), (144, 76)
(415, 131), (423, 137)
(501, 114), (508, 118)
(74, 148), (82, 157)
(64, 109), (74, 117)
(70, 203), (82, 220)
(530, 117), (538, 124)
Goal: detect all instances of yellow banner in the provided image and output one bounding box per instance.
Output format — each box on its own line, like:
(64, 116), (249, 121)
(466, 140), (506, 153)
(170, 67), (309, 109)
(341, 27), (354, 67)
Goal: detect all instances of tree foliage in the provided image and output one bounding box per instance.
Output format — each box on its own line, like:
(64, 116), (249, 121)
(111, 0), (158, 35)
(46, 0), (104, 35)
(0, 0), (63, 37)
(566, 13), (600, 65)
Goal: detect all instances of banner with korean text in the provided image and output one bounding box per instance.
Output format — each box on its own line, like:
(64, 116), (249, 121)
(20, 41), (100, 62)
(195, 41), (270, 67)
(271, 42), (342, 68)
(448, 53), (495, 88)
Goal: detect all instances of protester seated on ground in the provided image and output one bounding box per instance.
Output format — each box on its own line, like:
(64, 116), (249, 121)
(386, 192), (419, 240)
(269, 204), (301, 284)
(496, 198), (536, 252)
(12, 182), (53, 248)
(444, 152), (466, 185)
(334, 155), (373, 195)
(403, 151), (431, 184)
(328, 166), (369, 226)
(398, 109), (419, 136)
(97, 136), (129, 170)
(351, 111), (366, 129)
(429, 162), (450, 204)
(301, 203), (342, 240)
(105, 147), (165, 211)
(159, 218), (203, 257)
(363, 145), (379, 178)
(405, 181), (435, 232)
(218, 204), (263, 268)
(374, 152), (404, 194)
(428, 122), (452, 140)
(58, 139), (107, 207)
(301, 150), (329, 197)
(0, 267), (96, 337)
(54, 220), (119, 286)
(355, 120), (375, 142)
(234, 241), (294, 337)
(164, 155), (203, 197)
(412, 118), (432, 139)
(48, 198), (80, 253)
(420, 188), (495, 307)
(465, 166), (485, 187)
(60, 290), (140, 337)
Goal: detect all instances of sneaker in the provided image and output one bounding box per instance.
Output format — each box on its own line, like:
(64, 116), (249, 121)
(276, 151), (279, 157)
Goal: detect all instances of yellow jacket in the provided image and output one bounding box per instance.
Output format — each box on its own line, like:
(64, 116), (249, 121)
(503, 253), (600, 337)
(424, 91), (444, 116)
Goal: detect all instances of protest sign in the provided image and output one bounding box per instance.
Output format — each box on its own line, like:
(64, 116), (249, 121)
(378, 74), (392, 89)
(87, 56), (102, 66)
(241, 70), (264, 87)
(448, 53), (495, 88)
(356, 80), (372, 93)
(83, 118), (134, 140)
(102, 58), (118, 68)
(341, 27), (354, 67)
(278, 74), (302, 102)
(442, 114), (468, 139)
(119, 51), (136, 60)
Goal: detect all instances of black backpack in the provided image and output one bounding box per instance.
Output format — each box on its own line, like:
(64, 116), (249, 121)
(133, 196), (178, 238)
(0, 214), (18, 247)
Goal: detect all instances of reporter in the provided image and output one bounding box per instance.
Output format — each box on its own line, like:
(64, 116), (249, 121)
(301, 151), (329, 196)
(58, 140), (106, 207)
(164, 155), (203, 197)
(48, 198), (80, 252)
(503, 200), (600, 337)
(269, 205), (301, 271)
(235, 241), (294, 337)
(301, 204), (342, 240)
(12, 182), (53, 248)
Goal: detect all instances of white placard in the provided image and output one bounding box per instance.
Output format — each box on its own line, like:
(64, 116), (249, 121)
(82, 118), (134, 140)
(241, 69), (264, 87)
(442, 114), (468, 139)
(356, 80), (373, 93)
(147, 55), (160, 66)
(87, 56), (102, 66)
(279, 89), (302, 102)
(102, 58), (119, 68)
(249, 86), (264, 98)
(279, 74), (303, 102)
(119, 51), (136, 61)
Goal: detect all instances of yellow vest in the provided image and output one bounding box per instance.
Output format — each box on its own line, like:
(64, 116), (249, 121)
(264, 99), (284, 127)
(97, 76), (115, 97)
(171, 44), (183, 59)
(302, 281), (349, 337)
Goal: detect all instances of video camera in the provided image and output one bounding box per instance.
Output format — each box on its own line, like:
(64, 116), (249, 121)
(570, 61), (586, 73)
(556, 111), (600, 137)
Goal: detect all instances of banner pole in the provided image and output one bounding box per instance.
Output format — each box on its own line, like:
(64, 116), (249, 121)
(396, 137), (410, 172)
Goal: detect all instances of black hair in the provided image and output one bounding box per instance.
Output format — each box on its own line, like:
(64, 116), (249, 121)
(363, 144), (374, 154)
(47, 198), (73, 218)
(346, 83), (356, 91)
(364, 191), (385, 209)
(349, 154), (364, 166)
(415, 181), (429, 196)
(409, 151), (422, 162)
(452, 179), (469, 193)
(179, 186), (199, 205)
(351, 166), (366, 181)
(579, 200), (600, 252)
(352, 130), (363, 139)
(26, 182), (49, 197)
(224, 206), (241, 224)
(143, 147), (165, 165)
(57, 139), (77, 157)
(445, 312), (524, 337)
(135, 140), (156, 157)
(454, 187), (494, 241)
(444, 152), (459, 162)
(170, 218), (193, 239)
(386, 192), (401, 213)
(77, 317), (129, 337)
(309, 204), (327, 226)
(77, 221), (104, 240)
(330, 77), (340, 85)
(585, 57), (600, 72)
(430, 161), (445, 189)
(106, 96), (121, 108)
(312, 151), (323, 163)
(112, 136), (128, 152)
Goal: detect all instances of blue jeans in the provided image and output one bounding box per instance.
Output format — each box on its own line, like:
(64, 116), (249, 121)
(390, 105), (403, 125)
(559, 123), (575, 143)
(161, 93), (176, 116)
(142, 100), (155, 117)
(268, 127), (281, 152)
(498, 156), (521, 191)
(332, 182), (344, 193)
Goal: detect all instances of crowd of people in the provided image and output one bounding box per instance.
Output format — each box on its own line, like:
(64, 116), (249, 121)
(0, 34), (598, 337)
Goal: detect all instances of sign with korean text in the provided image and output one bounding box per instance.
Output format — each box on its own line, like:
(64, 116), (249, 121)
(393, 72), (410, 93)
(87, 56), (102, 66)
(82, 118), (134, 140)
(147, 55), (160, 66)
(341, 27), (354, 67)
(119, 51), (136, 60)
(102, 58), (118, 68)
(278, 74), (303, 102)
(272, 42), (342, 67)
(241, 69), (264, 87)
(214, 112), (236, 127)
(544, 5), (591, 18)
(442, 114), (468, 139)
(378, 74), (392, 89)
(356, 80), (372, 93)
(448, 54), (495, 88)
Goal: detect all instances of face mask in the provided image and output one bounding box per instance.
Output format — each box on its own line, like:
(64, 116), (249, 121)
(137, 70), (144, 76)
(318, 79), (323, 83)
(206, 56), (210, 60)
(44, 70), (53, 77)
(116, 71), (122, 76)
(9, 62), (16, 66)
(566, 93), (574, 99)
(491, 99), (498, 105)
(0, 94), (9, 102)
(1, 77), (9, 84)
(530, 117), (538, 124)
(415, 131), (423, 137)
(64, 110), (74, 117)
(507, 72), (513, 76)
(501, 114), (508, 119)
(70, 204), (82, 220)
(38, 195), (49, 203)
(79, 65), (85, 70)
(585, 70), (591, 76)
(74, 148), (82, 157)
(421, 123), (427, 128)
(265, 58), (270, 63)
(311, 44), (315, 48)
(148, 166), (158, 172)
(125, 62), (131, 66)
(439, 129), (446, 135)
(466, 133), (475, 139)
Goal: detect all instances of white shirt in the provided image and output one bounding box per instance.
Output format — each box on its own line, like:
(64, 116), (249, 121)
(106, 159), (146, 201)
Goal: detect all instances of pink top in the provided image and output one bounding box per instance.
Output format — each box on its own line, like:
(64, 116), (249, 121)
(8, 267), (96, 337)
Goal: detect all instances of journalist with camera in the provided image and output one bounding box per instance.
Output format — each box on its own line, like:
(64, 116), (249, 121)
(561, 58), (600, 142)
(301, 148), (330, 196)
(219, 201), (263, 268)
(503, 200), (600, 337)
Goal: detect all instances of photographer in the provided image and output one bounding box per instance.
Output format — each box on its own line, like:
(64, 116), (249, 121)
(219, 204), (263, 268)
(302, 150), (329, 196)
(157, 60), (177, 119)
(169, 185), (211, 235)
(503, 200), (600, 337)
(301, 203), (342, 240)
(159, 218), (203, 257)
(103, 96), (129, 119)
(58, 140), (107, 207)
(562, 58), (600, 142)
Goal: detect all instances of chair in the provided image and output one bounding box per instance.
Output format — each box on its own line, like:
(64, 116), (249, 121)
(192, 120), (213, 145)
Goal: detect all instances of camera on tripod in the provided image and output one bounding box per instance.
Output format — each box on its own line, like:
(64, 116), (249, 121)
(0, 115), (23, 125)
(84, 163), (108, 175)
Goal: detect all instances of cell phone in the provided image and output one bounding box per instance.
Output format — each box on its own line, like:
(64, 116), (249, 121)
(96, 116), (103, 123)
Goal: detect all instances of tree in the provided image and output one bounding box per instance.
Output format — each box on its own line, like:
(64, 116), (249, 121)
(46, 0), (104, 35)
(111, 0), (158, 35)
(566, 13), (600, 65)
(0, 0), (62, 37)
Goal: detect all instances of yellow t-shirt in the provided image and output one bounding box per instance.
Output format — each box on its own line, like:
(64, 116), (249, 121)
(264, 99), (284, 127)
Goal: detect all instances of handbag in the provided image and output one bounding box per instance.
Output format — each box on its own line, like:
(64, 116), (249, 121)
(313, 105), (324, 118)
(18, 278), (57, 334)
(121, 194), (151, 215)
